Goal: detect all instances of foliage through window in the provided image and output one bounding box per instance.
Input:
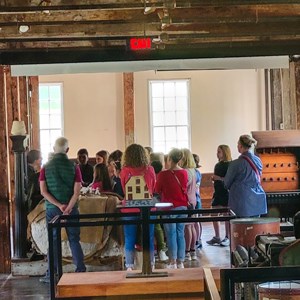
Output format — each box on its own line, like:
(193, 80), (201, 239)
(39, 83), (63, 164)
(149, 80), (190, 154)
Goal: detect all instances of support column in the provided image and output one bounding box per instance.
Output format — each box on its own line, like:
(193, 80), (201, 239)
(10, 134), (27, 259)
(123, 73), (135, 147)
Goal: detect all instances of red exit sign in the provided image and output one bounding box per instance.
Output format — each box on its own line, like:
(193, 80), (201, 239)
(130, 38), (151, 50)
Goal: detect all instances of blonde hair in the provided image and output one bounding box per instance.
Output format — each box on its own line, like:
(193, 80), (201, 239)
(122, 143), (149, 168)
(218, 145), (232, 162)
(239, 134), (257, 149)
(180, 148), (196, 169)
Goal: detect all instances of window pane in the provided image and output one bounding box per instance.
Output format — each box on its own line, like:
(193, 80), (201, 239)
(176, 111), (188, 125)
(165, 127), (176, 141)
(153, 127), (165, 141)
(50, 100), (61, 114)
(151, 82), (163, 97)
(149, 80), (190, 152)
(152, 97), (164, 112)
(49, 85), (61, 101)
(176, 97), (188, 111)
(164, 97), (175, 112)
(50, 115), (62, 128)
(39, 83), (63, 165)
(39, 86), (49, 101)
(39, 99), (49, 113)
(153, 112), (164, 126)
(177, 126), (188, 138)
(175, 81), (188, 97)
(164, 82), (175, 97)
(39, 115), (50, 129)
(165, 112), (176, 126)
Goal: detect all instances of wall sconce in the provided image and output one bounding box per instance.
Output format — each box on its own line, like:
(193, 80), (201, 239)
(18, 25), (30, 33)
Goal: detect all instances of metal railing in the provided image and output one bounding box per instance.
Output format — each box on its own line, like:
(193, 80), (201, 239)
(47, 206), (236, 299)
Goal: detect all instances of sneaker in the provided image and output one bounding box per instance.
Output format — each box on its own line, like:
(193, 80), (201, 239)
(206, 236), (221, 245)
(177, 262), (184, 269)
(190, 251), (197, 260)
(39, 276), (50, 284)
(39, 274), (58, 284)
(220, 237), (230, 247)
(185, 252), (191, 261)
(196, 240), (202, 249)
(166, 263), (177, 269)
(158, 250), (169, 262)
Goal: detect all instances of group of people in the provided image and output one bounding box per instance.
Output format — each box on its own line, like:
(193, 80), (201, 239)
(25, 133), (267, 279)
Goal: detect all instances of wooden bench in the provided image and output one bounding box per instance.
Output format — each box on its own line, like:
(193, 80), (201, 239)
(56, 268), (220, 299)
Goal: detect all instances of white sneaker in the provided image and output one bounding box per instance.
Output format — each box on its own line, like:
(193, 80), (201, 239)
(159, 250), (169, 262)
(177, 262), (184, 269)
(166, 263), (177, 269)
(190, 251), (197, 260)
(185, 252), (191, 261)
(220, 237), (230, 247)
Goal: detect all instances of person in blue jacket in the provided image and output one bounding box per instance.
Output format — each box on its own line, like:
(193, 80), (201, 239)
(224, 134), (267, 218)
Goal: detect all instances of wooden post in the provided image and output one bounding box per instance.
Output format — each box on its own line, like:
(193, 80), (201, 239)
(293, 61), (300, 129)
(270, 67), (297, 130)
(0, 66), (11, 273)
(123, 73), (135, 147)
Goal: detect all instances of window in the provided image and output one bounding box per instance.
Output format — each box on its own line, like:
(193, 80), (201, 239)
(149, 80), (190, 154)
(39, 83), (63, 163)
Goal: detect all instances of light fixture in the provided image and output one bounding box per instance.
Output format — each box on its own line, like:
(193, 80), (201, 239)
(18, 25), (30, 33)
(143, 0), (156, 15)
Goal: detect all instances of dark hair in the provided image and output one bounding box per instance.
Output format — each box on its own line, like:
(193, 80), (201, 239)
(77, 148), (89, 156)
(151, 160), (163, 174)
(27, 150), (41, 164)
(193, 153), (201, 168)
(93, 163), (112, 191)
(114, 161), (122, 172)
(108, 150), (123, 163)
(144, 146), (153, 155)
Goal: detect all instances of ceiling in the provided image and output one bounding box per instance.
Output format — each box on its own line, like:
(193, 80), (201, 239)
(0, 0), (300, 65)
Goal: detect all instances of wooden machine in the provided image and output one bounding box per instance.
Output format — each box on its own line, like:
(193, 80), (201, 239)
(252, 130), (300, 219)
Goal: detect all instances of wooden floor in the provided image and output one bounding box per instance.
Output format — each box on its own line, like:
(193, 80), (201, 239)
(0, 223), (230, 300)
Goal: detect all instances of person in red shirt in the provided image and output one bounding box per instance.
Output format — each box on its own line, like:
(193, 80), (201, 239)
(155, 148), (188, 269)
(120, 144), (156, 271)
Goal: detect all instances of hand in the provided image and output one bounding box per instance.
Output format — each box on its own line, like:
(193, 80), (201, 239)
(60, 204), (67, 212)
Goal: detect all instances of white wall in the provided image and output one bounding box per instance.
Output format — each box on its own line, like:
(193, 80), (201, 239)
(40, 69), (266, 172)
(39, 73), (125, 159)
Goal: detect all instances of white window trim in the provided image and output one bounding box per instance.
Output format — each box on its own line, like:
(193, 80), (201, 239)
(148, 79), (191, 153)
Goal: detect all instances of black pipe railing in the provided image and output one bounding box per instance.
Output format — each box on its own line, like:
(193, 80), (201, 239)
(47, 206), (236, 299)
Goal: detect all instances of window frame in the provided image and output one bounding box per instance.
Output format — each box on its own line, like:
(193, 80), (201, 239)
(38, 82), (64, 162)
(148, 79), (191, 153)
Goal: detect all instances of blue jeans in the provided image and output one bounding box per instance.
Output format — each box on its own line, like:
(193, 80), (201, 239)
(46, 206), (86, 273)
(123, 216), (155, 268)
(163, 206), (187, 262)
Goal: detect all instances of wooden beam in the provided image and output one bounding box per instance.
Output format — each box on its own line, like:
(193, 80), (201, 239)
(294, 62), (300, 129)
(123, 73), (134, 147)
(0, 5), (299, 23)
(0, 66), (11, 274)
(28, 76), (40, 149)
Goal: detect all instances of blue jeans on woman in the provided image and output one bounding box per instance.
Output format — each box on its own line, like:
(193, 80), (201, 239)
(46, 206), (86, 274)
(123, 216), (155, 269)
(163, 206), (187, 263)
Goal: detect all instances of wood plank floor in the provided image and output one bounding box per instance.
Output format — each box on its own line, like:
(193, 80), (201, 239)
(0, 223), (230, 300)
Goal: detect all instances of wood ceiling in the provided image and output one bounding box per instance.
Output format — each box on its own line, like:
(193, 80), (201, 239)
(0, 0), (299, 64)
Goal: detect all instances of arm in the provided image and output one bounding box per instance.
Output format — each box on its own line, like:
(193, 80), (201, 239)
(40, 180), (67, 212)
(224, 162), (236, 190)
(63, 181), (81, 215)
